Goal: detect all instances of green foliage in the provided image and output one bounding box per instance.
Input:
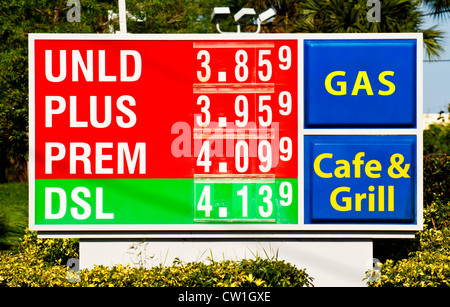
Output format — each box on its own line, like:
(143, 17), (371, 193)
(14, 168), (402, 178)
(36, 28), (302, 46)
(422, 0), (450, 17)
(76, 257), (313, 287)
(423, 154), (450, 206)
(124, 0), (227, 34)
(0, 229), (313, 287)
(368, 228), (450, 287)
(236, 256), (312, 286)
(424, 123), (450, 155)
(293, 0), (444, 59)
(0, 183), (28, 249)
(424, 199), (450, 231)
(17, 228), (79, 265)
(0, 229), (79, 287)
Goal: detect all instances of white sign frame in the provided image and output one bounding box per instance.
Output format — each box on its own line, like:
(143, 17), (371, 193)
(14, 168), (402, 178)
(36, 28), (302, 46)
(29, 33), (423, 237)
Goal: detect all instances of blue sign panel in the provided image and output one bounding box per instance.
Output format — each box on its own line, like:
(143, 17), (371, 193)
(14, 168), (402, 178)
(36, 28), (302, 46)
(304, 39), (417, 128)
(304, 135), (416, 223)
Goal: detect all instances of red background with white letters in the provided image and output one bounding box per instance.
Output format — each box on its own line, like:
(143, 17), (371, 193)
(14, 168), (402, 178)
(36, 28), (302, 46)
(33, 39), (297, 179)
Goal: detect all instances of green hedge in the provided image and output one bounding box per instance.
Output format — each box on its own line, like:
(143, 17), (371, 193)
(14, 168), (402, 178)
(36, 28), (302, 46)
(0, 230), (313, 287)
(367, 228), (450, 287)
(423, 154), (450, 207)
(367, 205), (450, 287)
(0, 182), (28, 249)
(367, 154), (450, 287)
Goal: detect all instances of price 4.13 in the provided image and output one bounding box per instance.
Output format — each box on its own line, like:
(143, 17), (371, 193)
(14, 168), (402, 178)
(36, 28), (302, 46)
(194, 181), (294, 222)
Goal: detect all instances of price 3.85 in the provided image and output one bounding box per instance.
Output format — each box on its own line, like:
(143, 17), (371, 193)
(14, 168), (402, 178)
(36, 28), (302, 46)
(196, 46), (292, 83)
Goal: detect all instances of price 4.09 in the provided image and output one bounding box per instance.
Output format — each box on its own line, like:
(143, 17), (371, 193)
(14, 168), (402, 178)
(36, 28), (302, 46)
(197, 137), (292, 173)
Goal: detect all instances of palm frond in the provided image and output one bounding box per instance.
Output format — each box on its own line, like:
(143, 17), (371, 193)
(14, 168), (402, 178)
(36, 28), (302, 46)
(421, 25), (446, 60)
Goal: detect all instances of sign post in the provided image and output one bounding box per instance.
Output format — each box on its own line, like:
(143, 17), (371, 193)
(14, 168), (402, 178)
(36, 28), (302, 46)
(29, 33), (422, 286)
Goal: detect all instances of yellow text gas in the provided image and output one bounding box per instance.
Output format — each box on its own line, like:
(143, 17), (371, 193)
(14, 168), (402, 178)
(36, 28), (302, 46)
(324, 70), (395, 96)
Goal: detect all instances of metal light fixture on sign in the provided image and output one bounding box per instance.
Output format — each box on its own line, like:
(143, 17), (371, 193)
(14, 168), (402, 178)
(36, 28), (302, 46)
(212, 7), (276, 34)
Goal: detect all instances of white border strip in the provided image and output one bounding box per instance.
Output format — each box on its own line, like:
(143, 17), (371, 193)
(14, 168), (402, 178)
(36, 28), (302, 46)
(28, 36), (36, 231)
(28, 33), (423, 236)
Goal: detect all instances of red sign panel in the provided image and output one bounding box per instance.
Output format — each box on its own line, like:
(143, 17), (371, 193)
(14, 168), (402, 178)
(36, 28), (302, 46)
(34, 38), (297, 180)
(30, 35), (298, 230)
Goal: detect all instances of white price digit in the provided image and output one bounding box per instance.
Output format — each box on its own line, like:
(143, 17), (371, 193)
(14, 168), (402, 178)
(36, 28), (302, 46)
(235, 50), (249, 82)
(235, 95), (248, 127)
(237, 185), (248, 217)
(279, 182), (292, 206)
(278, 46), (291, 70)
(197, 141), (211, 172)
(196, 95), (210, 127)
(279, 137), (292, 161)
(197, 50), (211, 82)
(235, 140), (249, 173)
(258, 50), (272, 82)
(197, 185), (212, 217)
(258, 95), (272, 127)
(278, 91), (292, 116)
(258, 140), (272, 173)
(258, 185), (273, 218)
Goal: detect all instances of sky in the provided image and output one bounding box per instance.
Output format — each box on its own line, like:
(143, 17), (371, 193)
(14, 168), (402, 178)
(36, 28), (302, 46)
(422, 13), (450, 114)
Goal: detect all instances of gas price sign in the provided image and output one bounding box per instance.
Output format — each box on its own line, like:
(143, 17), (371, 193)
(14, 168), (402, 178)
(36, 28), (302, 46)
(191, 40), (298, 224)
(29, 33), (422, 235)
(29, 34), (298, 231)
